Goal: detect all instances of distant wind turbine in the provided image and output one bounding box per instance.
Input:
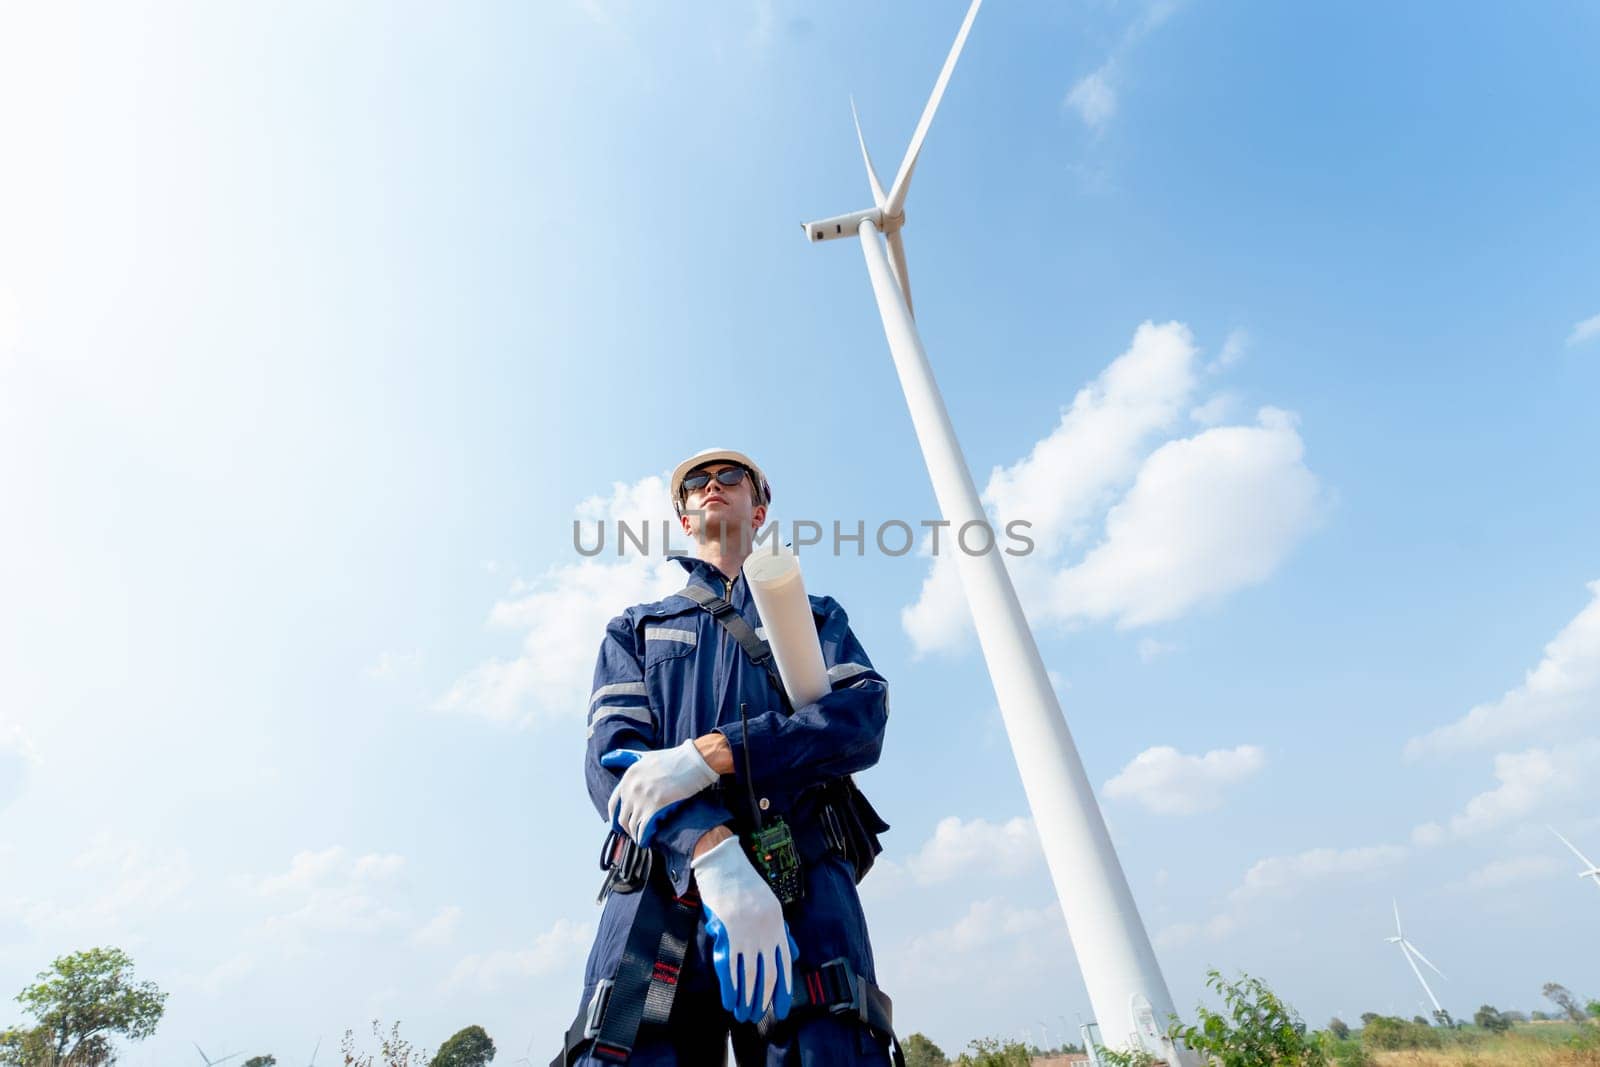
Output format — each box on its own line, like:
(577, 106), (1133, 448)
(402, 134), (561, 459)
(194, 1045), (241, 1067)
(306, 1038), (321, 1066)
(1385, 901), (1446, 1018)
(1549, 826), (1600, 891)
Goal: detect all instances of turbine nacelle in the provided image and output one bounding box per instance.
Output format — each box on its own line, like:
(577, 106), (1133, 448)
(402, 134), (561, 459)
(800, 207), (905, 244)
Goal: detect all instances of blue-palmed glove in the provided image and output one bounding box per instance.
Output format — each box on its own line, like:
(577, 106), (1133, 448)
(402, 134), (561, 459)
(691, 835), (799, 1024)
(600, 740), (719, 847)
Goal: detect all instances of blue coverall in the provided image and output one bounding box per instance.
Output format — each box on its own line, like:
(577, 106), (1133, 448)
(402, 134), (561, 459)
(572, 554), (893, 1066)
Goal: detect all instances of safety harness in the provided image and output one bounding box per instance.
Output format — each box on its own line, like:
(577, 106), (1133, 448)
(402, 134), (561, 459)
(552, 580), (904, 1067)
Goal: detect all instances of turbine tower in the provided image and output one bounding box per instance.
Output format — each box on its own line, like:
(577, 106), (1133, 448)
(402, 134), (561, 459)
(801, 1), (1184, 1058)
(1385, 901), (1446, 1019)
(1549, 826), (1600, 892)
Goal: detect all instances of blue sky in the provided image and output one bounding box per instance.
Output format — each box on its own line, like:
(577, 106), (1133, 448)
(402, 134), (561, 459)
(2, 0), (1599, 1061)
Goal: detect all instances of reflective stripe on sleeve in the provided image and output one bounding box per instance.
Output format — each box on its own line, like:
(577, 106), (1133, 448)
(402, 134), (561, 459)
(827, 662), (872, 685)
(644, 626), (697, 645)
(587, 704), (655, 738)
(589, 681), (647, 708)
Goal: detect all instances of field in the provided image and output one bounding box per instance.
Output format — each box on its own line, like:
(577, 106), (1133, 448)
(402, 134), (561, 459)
(1361, 1025), (1600, 1067)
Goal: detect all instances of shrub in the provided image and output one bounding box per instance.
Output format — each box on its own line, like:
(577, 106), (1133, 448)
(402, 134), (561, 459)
(1168, 969), (1327, 1067)
(1360, 1016), (1442, 1050)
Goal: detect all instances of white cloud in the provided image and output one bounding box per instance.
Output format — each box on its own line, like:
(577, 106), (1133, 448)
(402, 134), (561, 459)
(1449, 855), (1563, 892)
(1158, 841), (1405, 949)
(1103, 744), (1265, 815)
(3, 837), (193, 940)
(1210, 328), (1249, 372)
(1065, 69), (1117, 131)
(1061, 0), (1183, 132)
(1051, 408), (1322, 628)
(903, 325), (1321, 654)
(985, 321), (1198, 560)
(1412, 740), (1600, 843)
(258, 845), (404, 895)
(1154, 911), (1239, 950)
(1188, 393), (1238, 426)
(411, 904), (463, 948)
(1231, 844), (1408, 901)
(1406, 580), (1600, 758)
(446, 917), (593, 993)
(898, 898), (1062, 984)
(436, 475), (690, 727)
(902, 815), (1042, 885)
(1568, 313), (1600, 347)
(255, 846), (410, 943)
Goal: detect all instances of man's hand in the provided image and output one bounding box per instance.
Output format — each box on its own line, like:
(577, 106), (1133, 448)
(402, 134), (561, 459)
(693, 824), (735, 859)
(694, 732), (734, 774)
(601, 739), (719, 846)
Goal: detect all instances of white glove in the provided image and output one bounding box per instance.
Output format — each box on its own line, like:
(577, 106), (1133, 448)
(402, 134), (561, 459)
(602, 739), (719, 846)
(691, 835), (798, 1023)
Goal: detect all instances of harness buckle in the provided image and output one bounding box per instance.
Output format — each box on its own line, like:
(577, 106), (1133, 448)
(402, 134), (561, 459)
(583, 979), (614, 1040)
(816, 958), (864, 1023)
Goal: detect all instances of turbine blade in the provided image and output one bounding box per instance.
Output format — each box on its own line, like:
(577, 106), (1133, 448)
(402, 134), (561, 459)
(196, 1046), (211, 1065)
(1392, 899), (1403, 938)
(887, 230), (914, 317)
(1550, 826), (1599, 870)
(1398, 944), (1444, 1015)
(851, 96), (887, 208)
(1404, 939), (1447, 979)
(884, 0), (983, 219)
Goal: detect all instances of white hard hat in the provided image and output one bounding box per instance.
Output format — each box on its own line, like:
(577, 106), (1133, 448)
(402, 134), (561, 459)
(670, 448), (772, 514)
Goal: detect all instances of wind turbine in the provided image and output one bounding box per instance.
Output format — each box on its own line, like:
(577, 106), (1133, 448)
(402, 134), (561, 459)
(194, 1045), (241, 1067)
(1549, 826), (1600, 891)
(306, 1038), (321, 1066)
(1385, 901), (1446, 1020)
(801, 2), (1186, 1059)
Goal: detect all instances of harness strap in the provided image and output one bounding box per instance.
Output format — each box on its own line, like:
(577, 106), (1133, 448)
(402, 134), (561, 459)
(757, 957), (907, 1067)
(676, 583), (793, 712)
(552, 879), (700, 1067)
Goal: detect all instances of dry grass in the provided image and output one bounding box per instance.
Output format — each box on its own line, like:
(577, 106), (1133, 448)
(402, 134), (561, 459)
(1371, 1029), (1600, 1067)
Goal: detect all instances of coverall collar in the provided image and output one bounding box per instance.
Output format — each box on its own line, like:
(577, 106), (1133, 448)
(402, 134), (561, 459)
(668, 553), (747, 608)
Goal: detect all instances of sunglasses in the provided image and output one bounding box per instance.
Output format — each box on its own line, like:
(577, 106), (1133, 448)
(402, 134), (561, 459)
(681, 466), (751, 496)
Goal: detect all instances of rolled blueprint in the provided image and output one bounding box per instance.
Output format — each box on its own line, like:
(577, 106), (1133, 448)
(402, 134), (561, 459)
(743, 549), (829, 708)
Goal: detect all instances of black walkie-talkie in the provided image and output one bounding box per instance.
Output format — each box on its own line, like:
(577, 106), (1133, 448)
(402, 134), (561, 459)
(738, 702), (804, 905)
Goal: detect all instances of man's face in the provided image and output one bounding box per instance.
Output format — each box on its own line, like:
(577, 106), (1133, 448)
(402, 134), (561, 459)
(679, 463), (765, 543)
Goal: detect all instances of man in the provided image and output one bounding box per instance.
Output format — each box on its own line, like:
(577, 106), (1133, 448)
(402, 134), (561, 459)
(554, 448), (898, 1067)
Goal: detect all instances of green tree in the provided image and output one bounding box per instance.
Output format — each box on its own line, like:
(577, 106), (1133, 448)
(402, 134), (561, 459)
(1543, 983), (1586, 1023)
(242, 1058), (277, 1067)
(0, 1027), (52, 1067)
(342, 1021), (426, 1067)
(1586, 999), (1600, 1019)
(1357, 1014), (1379, 1026)
(1473, 1006), (1511, 1033)
(903, 1032), (949, 1067)
(1326, 1020), (1350, 1041)
(1168, 969), (1327, 1067)
(953, 1037), (1031, 1066)
(1097, 1047), (1158, 1067)
(428, 1027), (494, 1067)
(10, 948), (166, 1066)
